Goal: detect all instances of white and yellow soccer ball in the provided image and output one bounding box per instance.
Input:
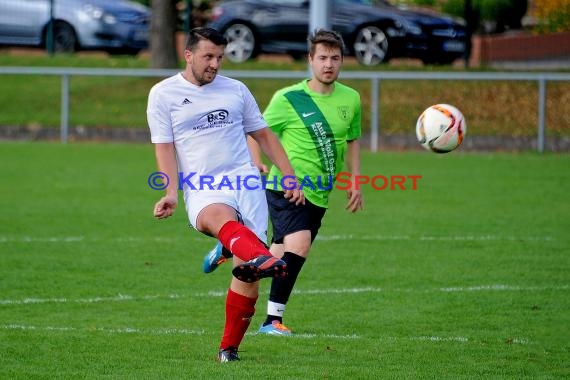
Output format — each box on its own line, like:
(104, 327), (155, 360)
(416, 104), (466, 153)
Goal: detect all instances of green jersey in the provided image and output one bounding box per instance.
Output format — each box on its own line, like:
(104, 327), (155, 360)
(264, 79), (362, 208)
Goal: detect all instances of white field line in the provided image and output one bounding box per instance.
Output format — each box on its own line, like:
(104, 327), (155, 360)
(0, 236), (178, 243)
(438, 284), (570, 292)
(316, 234), (556, 242)
(0, 324), (205, 335)
(0, 324), (530, 345)
(0, 323), (351, 340)
(0, 234), (557, 243)
(1, 285), (567, 306)
(408, 336), (528, 345)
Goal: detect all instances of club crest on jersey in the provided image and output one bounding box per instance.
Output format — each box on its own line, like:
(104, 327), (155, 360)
(337, 106), (349, 121)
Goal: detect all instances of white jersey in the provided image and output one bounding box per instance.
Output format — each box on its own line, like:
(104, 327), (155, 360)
(147, 73), (267, 190)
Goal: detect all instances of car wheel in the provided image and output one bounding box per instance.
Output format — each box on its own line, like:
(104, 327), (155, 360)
(353, 26), (389, 66)
(49, 21), (77, 53)
(223, 23), (257, 63)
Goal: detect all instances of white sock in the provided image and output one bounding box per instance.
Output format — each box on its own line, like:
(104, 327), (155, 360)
(267, 301), (286, 317)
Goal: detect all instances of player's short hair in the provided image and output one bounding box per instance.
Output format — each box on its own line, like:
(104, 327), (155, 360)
(185, 27), (227, 51)
(308, 29), (345, 58)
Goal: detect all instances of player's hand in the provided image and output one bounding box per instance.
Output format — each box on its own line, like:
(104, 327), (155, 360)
(346, 189), (363, 213)
(153, 194), (178, 219)
(284, 188), (305, 206)
(255, 162), (269, 174)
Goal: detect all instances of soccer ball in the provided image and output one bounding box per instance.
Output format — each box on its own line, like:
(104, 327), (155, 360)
(416, 104), (466, 153)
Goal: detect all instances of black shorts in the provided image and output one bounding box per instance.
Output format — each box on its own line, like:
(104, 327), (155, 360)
(266, 190), (327, 244)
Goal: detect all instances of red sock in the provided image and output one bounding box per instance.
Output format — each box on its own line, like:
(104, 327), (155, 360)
(217, 221), (270, 261)
(220, 289), (257, 350)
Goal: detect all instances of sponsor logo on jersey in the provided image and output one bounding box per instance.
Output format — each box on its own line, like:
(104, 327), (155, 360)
(193, 109), (231, 131)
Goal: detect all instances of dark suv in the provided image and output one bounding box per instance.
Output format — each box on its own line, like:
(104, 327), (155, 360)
(207, 0), (467, 65)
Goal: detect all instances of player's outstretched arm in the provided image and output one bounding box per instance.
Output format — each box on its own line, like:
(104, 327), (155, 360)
(249, 128), (304, 205)
(153, 143), (179, 219)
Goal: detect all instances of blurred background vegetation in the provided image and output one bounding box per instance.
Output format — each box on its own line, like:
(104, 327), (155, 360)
(403, 0), (569, 34)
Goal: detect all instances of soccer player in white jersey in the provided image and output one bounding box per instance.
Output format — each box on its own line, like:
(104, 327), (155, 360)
(147, 27), (304, 362)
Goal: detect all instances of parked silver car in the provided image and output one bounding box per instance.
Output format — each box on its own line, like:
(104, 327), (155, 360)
(0, 0), (150, 55)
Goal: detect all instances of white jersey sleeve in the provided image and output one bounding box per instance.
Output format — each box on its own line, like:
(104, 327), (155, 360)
(240, 82), (267, 134)
(147, 78), (175, 144)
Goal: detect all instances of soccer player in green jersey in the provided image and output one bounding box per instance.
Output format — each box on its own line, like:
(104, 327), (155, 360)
(204, 29), (364, 335)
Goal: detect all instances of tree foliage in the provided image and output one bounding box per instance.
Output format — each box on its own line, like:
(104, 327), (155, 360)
(533, 0), (570, 32)
(440, 0), (528, 33)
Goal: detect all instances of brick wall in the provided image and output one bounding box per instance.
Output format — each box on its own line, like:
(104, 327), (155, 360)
(473, 31), (570, 63)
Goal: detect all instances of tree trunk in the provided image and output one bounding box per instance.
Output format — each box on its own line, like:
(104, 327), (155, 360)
(150, 0), (179, 69)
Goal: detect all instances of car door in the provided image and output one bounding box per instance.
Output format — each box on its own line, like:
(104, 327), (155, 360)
(255, 0), (310, 53)
(331, 0), (354, 34)
(0, 0), (49, 46)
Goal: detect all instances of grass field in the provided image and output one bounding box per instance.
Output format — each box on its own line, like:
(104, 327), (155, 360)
(1, 142), (569, 379)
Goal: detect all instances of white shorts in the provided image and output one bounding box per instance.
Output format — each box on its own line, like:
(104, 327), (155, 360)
(184, 186), (268, 243)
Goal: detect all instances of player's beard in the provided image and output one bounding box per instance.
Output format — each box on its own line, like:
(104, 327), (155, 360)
(193, 67), (217, 86)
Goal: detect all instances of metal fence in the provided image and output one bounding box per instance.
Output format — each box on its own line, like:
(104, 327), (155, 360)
(0, 66), (569, 152)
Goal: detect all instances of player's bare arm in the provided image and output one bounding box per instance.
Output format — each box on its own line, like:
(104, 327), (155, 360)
(345, 139), (364, 213)
(153, 143), (179, 219)
(246, 135), (269, 174)
(248, 128), (305, 205)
